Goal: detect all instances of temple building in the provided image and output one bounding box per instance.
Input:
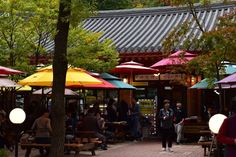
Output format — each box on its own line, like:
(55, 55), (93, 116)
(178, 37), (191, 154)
(81, 3), (235, 117)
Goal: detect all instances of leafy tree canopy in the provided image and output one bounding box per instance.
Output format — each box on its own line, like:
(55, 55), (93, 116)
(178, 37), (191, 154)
(188, 10), (236, 78)
(67, 27), (119, 73)
(0, 0), (118, 75)
(94, 0), (172, 10)
(162, 0), (236, 79)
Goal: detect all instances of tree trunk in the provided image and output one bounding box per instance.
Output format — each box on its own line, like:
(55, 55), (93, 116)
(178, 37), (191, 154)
(50, 0), (71, 157)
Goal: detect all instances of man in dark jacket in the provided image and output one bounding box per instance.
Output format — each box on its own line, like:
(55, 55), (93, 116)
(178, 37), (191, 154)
(159, 99), (174, 152)
(217, 102), (236, 157)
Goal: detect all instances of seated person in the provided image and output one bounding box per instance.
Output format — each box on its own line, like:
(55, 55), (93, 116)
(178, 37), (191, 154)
(65, 112), (74, 142)
(80, 109), (107, 150)
(31, 110), (52, 156)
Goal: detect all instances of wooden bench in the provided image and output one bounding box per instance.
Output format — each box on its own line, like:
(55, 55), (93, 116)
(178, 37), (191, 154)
(75, 137), (102, 145)
(183, 124), (209, 141)
(77, 131), (103, 146)
(21, 142), (96, 157)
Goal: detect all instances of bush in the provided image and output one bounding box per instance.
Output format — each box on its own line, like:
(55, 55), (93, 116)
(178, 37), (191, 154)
(0, 149), (9, 157)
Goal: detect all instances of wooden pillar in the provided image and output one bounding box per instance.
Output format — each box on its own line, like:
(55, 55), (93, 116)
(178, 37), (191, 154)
(187, 89), (202, 117)
(119, 90), (133, 107)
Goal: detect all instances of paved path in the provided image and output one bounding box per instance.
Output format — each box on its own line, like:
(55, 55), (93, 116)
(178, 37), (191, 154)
(9, 140), (204, 157)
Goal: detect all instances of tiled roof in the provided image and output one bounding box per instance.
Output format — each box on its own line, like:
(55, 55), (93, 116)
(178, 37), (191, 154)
(83, 3), (235, 54)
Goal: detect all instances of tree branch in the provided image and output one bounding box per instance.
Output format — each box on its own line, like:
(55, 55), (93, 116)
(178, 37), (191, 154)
(187, 0), (205, 33)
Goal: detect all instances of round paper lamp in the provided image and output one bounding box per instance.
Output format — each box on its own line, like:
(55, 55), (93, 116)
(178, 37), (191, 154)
(9, 108), (26, 124)
(209, 114), (227, 134)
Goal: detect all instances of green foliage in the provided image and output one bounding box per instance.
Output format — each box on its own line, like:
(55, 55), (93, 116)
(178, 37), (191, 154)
(70, 0), (96, 27)
(0, 0), (32, 67)
(95, 0), (132, 10)
(26, 0), (58, 57)
(0, 0), (96, 74)
(67, 27), (119, 73)
(190, 10), (236, 79)
(132, 0), (177, 7)
(0, 0), (57, 72)
(0, 149), (8, 157)
(94, 0), (169, 10)
(162, 1), (236, 82)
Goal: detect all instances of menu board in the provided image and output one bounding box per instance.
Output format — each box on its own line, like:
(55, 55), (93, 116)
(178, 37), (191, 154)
(139, 99), (157, 135)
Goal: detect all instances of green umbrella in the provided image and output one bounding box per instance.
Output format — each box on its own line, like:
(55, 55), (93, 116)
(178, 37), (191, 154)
(100, 73), (136, 90)
(191, 78), (217, 89)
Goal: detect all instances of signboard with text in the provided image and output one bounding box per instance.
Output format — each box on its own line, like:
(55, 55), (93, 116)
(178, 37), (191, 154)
(135, 74), (185, 81)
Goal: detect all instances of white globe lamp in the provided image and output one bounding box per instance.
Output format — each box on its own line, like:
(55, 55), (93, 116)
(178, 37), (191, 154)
(9, 108), (26, 124)
(209, 114), (227, 134)
(9, 108), (26, 157)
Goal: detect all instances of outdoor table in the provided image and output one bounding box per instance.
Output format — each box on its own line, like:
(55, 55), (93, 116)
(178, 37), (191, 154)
(105, 121), (127, 140)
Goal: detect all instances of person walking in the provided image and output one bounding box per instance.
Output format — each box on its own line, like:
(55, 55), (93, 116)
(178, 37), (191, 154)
(159, 99), (174, 152)
(217, 102), (236, 157)
(174, 102), (186, 144)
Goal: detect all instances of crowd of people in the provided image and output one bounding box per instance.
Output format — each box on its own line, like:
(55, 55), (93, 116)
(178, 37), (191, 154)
(22, 97), (144, 155)
(1, 98), (235, 156)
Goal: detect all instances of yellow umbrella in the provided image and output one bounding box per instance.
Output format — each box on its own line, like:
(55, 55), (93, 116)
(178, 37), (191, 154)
(18, 67), (102, 87)
(16, 85), (32, 91)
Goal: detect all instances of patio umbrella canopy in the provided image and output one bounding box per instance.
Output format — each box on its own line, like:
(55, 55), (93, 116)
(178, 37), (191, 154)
(0, 66), (24, 75)
(80, 78), (116, 89)
(19, 66), (102, 87)
(68, 72), (117, 89)
(33, 88), (79, 96)
(191, 78), (217, 89)
(151, 50), (196, 68)
(0, 77), (21, 88)
(111, 61), (158, 74)
(100, 73), (136, 90)
(191, 77), (236, 89)
(217, 72), (236, 85)
(16, 85), (32, 91)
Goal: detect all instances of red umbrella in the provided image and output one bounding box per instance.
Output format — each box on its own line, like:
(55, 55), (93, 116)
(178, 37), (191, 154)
(0, 66), (24, 75)
(111, 61), (158, 74)
(68, 73), (117, 89)
(83, 78), (116, 89)
(151, 50), (196, 68)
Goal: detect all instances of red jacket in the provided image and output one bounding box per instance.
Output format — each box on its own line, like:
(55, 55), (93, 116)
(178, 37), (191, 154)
(217, 114), (236, 157)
